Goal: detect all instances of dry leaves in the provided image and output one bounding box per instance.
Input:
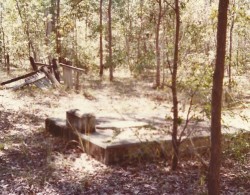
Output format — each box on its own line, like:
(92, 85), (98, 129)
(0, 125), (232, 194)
(0, 70), (249, 194)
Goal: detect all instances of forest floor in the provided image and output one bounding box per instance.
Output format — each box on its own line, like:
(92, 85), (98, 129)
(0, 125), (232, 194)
(0, 67), (250, 194)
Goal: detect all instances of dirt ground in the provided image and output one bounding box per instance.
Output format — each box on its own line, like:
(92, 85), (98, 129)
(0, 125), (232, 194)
(0, 67), (249, 194)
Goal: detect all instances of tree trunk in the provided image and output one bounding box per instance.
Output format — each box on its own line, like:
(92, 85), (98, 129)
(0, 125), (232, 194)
(15, 0), (37, 60)
(155, 0), (162, 88)
(45, 0), (55, 58)
(171, 0), (180, 171)
(99, 0), (104, 76)
(52, 58), (60, 82)
(29, 56), (38, 71)
(1, 27), (6, 66)
(56, 0), (61, 56)
(6, 54), (10, 74)
(50, 0), (56, 32)
(137, 0), (143, 66)
(125, 0), (132, 73)
(74, 17), (78, 65)
(228, 0), (235, 91)
(108, 0), (113, 81)
(207, 0), (229, 194)
(0, 3), (6, 65)
(85, 17), (88, 42)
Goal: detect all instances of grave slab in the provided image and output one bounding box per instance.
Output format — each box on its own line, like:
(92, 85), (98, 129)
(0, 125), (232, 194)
(45, 116), (212, 165)
(45, 110), (250, 165)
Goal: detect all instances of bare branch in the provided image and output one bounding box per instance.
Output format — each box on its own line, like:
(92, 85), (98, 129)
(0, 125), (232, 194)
(188, 137), (209, 169)
(164, 0), (175, 11)
(178, 97), (193, 143)
(166, 52), (173, 75)
(72, 0), (84, 9)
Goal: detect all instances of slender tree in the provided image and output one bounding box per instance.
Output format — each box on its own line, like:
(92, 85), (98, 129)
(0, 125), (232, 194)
(0, 2), (6, 65)
(137, 0), (143, 66)
(56, 0), (61, 58)
(125, 0), (132, 72)
(50, 0), (56, 32)
(208, 0), (229, 194)
(99, 0), (104, 76)
(108, 0), (113, 81)
(228, 0), (235, 91)
(15, 0), (37, 60)
(171, 0), (180, 171)
(155, 0), (162, 88)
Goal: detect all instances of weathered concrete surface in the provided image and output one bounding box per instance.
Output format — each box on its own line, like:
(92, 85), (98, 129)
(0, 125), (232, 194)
(45, 116), (212, 165)
(45, 112), (250, 165)
(45, 118), (78, 140)
(66, 109), (96, 134)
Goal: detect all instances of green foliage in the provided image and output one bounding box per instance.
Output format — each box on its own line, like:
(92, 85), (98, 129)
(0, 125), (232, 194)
(129, 48), (155, 75)
(0, 0), (249, 87)
(177, 53), (214, 119)
(0, 143), (4, 150)
(113, 48), (126, 68)
(223, 132), (250, 163)
(177, 117), (183, 125)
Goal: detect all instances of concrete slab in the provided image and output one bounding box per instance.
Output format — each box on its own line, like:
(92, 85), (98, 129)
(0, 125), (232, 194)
(45, 116), (250, 165)
(45, 116), (209, 165)
(96, 120), (149, 130)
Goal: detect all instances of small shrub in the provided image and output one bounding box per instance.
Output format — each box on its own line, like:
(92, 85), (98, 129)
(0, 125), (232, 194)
(223, 131), (250, 163)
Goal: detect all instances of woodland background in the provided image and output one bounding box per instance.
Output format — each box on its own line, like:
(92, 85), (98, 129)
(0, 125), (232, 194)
(0, 0), (250, 194)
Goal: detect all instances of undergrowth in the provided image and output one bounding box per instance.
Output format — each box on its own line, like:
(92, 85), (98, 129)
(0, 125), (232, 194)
(223, 131), (250, 163)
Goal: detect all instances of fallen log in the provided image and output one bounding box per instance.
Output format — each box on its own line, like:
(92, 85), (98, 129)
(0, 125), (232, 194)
(0, 71), (38, 86)
(1, 66), (58, 90)
(12, 72), (47, 90)
(40, 66), (60, 88)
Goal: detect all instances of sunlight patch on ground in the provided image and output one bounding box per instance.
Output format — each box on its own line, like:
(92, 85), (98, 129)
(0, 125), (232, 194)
(223, 109), (250, 131)
(72, 153), (107, 174)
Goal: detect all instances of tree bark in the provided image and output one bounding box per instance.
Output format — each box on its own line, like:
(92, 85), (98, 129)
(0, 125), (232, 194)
(45, 0), (55, 56)
(155, 0), (162, 88)
(6, 54), (10, 74)
(99, 0), (104, 76)
(207, 0), (229, 194)
(125, 0), (132, 73)
(137, 0), (143, 66)
(0, 3), (6, 65)
(2, 27), (6, 66)
(74, 17), (78, 65)
(108, 0), (113, 81)
(52, 58), (60, 82)
(228, 0), (235, 91)
(171, 0), (180, 171)
(56, 0), (61, 56)
(50, 0), (56, 32)
(29, 56), (38, 71)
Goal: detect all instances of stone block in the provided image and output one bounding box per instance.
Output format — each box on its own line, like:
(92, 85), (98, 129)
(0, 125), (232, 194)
(45, 117), (77, 140)
(66, 109), (96, 134)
